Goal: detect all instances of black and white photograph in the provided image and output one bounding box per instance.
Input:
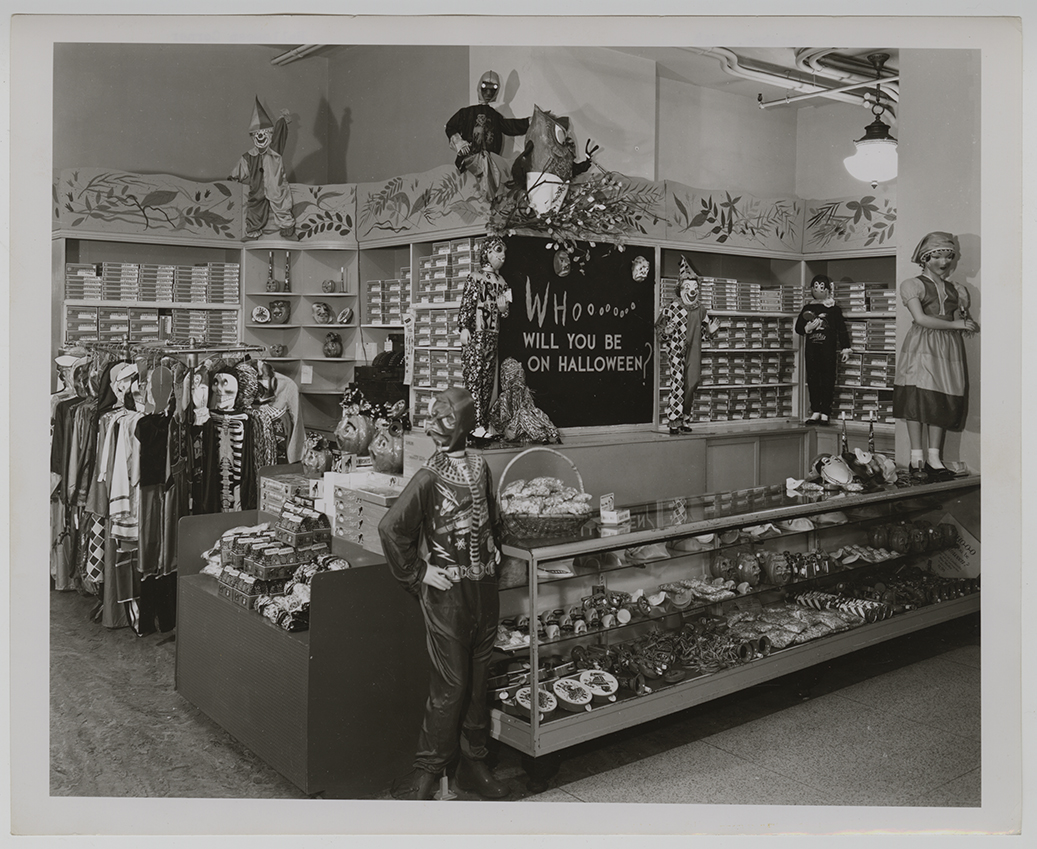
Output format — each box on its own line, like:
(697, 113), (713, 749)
(6, 2), (1028, 841)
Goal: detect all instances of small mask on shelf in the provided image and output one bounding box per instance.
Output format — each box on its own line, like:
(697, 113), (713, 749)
(269, 299), (291, 324)
(311, 302), (334, 324)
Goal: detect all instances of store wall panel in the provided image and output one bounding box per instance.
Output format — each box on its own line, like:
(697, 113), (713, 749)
(53, 43), (330, 184)
(658, 76), (798, 196)
(327, 45), (469, 184)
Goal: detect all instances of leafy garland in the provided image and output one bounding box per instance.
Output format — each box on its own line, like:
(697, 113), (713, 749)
(486, 164), (665, 272)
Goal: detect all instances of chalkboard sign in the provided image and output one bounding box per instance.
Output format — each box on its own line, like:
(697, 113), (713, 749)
(497, 237), (657, 428)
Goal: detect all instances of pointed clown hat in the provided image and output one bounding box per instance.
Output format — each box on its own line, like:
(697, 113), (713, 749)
(248, 97), (274, 133)
(679, 255), (699, 281)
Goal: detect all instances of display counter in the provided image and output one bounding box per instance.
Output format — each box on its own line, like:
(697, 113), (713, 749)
(491, 477), (980, 760)
(174, 477), (979, 797)
(174, 510), (429, 799)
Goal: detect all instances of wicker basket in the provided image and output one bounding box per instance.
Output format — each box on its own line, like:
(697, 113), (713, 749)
(497, 447), (594, 541)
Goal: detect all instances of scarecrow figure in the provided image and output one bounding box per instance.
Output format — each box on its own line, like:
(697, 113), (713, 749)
(656, 256), (720, 434)
(230, 97), (296, 239)
(445, 71), (529, 201)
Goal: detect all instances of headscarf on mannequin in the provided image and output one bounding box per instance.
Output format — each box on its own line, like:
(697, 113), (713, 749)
(911, 231), (958, 266)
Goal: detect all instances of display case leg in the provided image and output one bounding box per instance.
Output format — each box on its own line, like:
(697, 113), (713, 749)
(434, 774), (458, 801)
(521, 753), (561, 794)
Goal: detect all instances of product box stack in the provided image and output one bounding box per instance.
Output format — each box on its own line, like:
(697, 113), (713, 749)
(864, 283), (897, 314)
(701, 277), (740, 310)
(174, 264), (210, 303)
(101, 261), (140, 301)
(414, 308), (460, 350)
(416, 238), (481, 305)
(65, 263), (103, 300)
(128, 307), (162, 341)
(865, 318), (898, 351)
(206, 310), (240, 346)
(260, 471), (322, 517)
(171, 309), (210, 344)
(365, 267), (411, 326)
(328, 474), (402, 556)
(97, 306), (132, 341)
(216, 494), (332, 609)
(64, 305), (100, 343)
(206, 262), (241, 304)
(835, 281), (868, 314)
(138, 264), (176, 302)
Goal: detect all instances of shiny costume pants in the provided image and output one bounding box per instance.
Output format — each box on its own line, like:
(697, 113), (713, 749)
(461, 331), (498, 433)
(415, 577), (499, 775)
(804, 342), (837, 417)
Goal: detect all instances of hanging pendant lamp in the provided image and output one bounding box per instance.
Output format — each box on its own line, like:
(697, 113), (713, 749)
(843, 53), (898, 189)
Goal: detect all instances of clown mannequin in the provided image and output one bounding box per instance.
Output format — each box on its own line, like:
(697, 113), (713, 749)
(892, 232), (979, 481)
(378, 387), (507, 801)
(656, 257), (720, 434)
(795, 274), (852, 425)
(458, 236), (512, 439)
(229, 97), (296, 239)
(445, 71), (529, 201)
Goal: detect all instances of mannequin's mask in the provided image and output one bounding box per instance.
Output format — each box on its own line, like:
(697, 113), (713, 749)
(478, 70), (501, 104)
(251, 128), (272, 151)
(482, 237), (507, 271)
(426, 387), (476, 452)
(212, 372), (239, 411)
(679, 277), (700, 305)
(631, 256), (650, 282)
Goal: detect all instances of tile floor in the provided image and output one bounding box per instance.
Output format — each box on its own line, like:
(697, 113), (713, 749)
(50, 587), (980, 807)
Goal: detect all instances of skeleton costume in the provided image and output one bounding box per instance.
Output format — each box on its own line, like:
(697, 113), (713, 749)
(378, 388), (504, 789)
(657, 257), (715, 430)
(459, 237), (511, 435)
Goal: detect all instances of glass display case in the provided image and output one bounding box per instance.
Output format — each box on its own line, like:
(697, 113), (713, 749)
(489, 476), (980, 759)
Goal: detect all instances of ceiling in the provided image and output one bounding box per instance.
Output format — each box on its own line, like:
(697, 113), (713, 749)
(271, 45), (900, 112)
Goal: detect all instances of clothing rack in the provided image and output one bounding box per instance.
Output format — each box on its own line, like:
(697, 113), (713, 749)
(80, 338), (266, 368)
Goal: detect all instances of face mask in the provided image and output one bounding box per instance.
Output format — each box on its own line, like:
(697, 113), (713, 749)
(426, 388), (475, 452)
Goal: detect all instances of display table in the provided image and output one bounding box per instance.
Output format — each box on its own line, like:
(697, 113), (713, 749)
(174, 510), (429, 799)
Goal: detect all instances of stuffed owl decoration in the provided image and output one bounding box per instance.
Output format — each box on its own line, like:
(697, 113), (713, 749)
(511, 106), (596, 215)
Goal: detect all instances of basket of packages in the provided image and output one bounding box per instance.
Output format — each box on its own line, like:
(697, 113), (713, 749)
(497, 447), (596, 540)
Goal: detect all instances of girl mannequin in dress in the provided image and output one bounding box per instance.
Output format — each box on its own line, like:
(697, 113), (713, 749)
(892, 232), (979, 480)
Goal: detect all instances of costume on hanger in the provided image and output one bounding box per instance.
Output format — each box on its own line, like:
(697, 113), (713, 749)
(229, 98), (295, 239)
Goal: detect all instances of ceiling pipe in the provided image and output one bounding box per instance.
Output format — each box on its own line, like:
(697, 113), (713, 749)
(796, 48), (900, 103)
(682, 47), (877, 108)
(271, 45), (322, 66)
(757, 74), (899, 109)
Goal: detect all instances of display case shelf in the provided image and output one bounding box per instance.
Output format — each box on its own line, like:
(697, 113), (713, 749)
(492, 476), (980, 758)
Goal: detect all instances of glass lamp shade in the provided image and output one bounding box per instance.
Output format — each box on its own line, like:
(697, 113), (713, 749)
(843, 116), (898, 188)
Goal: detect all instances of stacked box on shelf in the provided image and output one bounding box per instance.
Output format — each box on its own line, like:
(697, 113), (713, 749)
(206, 262), (241, 304)
(101, 261), (140, 301)
(138, 263), (176, 302)
(171, 309), (209, 344)
(835, 281), (868, 313)
(260, 472), (320, 516)
(64, 305), (100, 342)
(207, 310), (240, 346)
(129, 307), (162, 341)
(331, 483), (400, 555)
(863, 282), (897, 313)
(174, 265), (209, 303)
(65, 263), (103, 300)
(97, 306), (132, 340)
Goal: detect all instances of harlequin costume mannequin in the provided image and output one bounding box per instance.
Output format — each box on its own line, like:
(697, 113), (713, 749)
(445, 71), (529, 201)
(892, 232), (978, 480)
(378, 387), (508, 801)
(229, 97), (296, 239)
(795, 274), (852, 425)
(459, 236), (512, 439)
(656, 256), (720, 434)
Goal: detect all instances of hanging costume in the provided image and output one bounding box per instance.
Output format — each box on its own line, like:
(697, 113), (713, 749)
(796, 298), (850, 418)
(459, 244), (511, 434)
(489, 357), (560, 444)
(378, 388), (502, 778)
